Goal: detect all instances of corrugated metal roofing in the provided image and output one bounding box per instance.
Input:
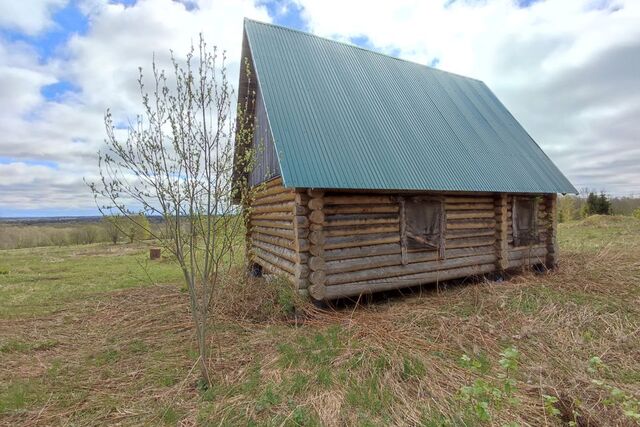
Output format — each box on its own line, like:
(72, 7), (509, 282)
(242, 19), (577, 194)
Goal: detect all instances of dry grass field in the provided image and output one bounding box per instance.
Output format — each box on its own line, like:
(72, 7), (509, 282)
(1, 215), (639, 426)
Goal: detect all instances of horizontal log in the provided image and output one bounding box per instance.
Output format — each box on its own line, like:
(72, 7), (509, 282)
(324, 204), (399, 215)
(251, 226), (294, 240)
(507, 258), (545, 269)
(325, 233), (400, 250)
(250, 202), (295, 214)
(326, 246), (496, 275)
(254, 183), (291, 199)
(326, 254), (496, 286)
(319, 263), (496, 299)
(446, 228), (495, 239)
(253, 250), (295, 277)
(252, 211), (292, 221)
(447, 219), (496, 230)
(251, 232), (296, 250)
(445, 203), (494, 211)
(325, 224), (399, 238)
(445, 236), (495, 249)
(323, 195), (395, 205)
(445, 197), (494, 204)
(251, 219), (294, 230)
(325, 243), (401, 261)
(253, 192), (297, 206)
(253, 240), (302, 264)
(447, 210), (495, 220)
(264, 176), (283, 188)
(508, 246), (547, 260)
(324, 214), (398, 227)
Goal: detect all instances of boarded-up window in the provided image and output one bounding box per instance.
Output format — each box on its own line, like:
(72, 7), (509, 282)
(400, 197), (445, 260)
(513, 197), (539, 246)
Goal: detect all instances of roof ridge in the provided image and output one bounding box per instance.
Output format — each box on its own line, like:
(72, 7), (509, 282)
(243, 18), (484, 83)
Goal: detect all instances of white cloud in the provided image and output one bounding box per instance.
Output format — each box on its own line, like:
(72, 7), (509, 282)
(294, 0), (640, 194)
(0, 0), (68, 35)
(0, 0), (270, 212)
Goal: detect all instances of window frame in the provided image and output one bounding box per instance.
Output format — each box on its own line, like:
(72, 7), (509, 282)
(512, 196), (540, 247)
(399, 196), (446, 263)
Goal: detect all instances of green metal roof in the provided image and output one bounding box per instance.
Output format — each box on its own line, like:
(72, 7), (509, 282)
(242, 19), (577, 194)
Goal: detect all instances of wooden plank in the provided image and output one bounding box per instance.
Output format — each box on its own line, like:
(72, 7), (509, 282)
(326, 254), (496, 286)
(320, 263), (496, 299)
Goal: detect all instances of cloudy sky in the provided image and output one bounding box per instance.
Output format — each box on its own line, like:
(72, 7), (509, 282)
(0, 0), (638, 216)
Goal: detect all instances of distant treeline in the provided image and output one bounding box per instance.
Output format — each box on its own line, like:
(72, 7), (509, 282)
(558, 193), (640, 222)
(0, 216), (153, 250)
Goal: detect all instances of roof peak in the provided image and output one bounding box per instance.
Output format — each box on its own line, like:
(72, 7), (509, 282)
(243, 18), (483, 84)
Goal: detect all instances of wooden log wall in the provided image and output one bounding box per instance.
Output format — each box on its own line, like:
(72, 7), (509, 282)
(307, 193), (501, 300)
(248, 177), (309, 289)
(248, 185), (558, 300)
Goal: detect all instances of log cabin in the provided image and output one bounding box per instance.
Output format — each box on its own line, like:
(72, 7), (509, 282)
(233, 19), (577, 301)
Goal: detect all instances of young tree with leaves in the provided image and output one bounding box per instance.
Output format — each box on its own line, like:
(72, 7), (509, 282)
(89, 35), (254, 386)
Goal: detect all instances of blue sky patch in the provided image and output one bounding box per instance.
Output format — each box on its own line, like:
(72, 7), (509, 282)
(41, 81), (80, 101)
(0, 157), (60, 169)
(0, 1), (88, 63)
(261, 0), (307, 31)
